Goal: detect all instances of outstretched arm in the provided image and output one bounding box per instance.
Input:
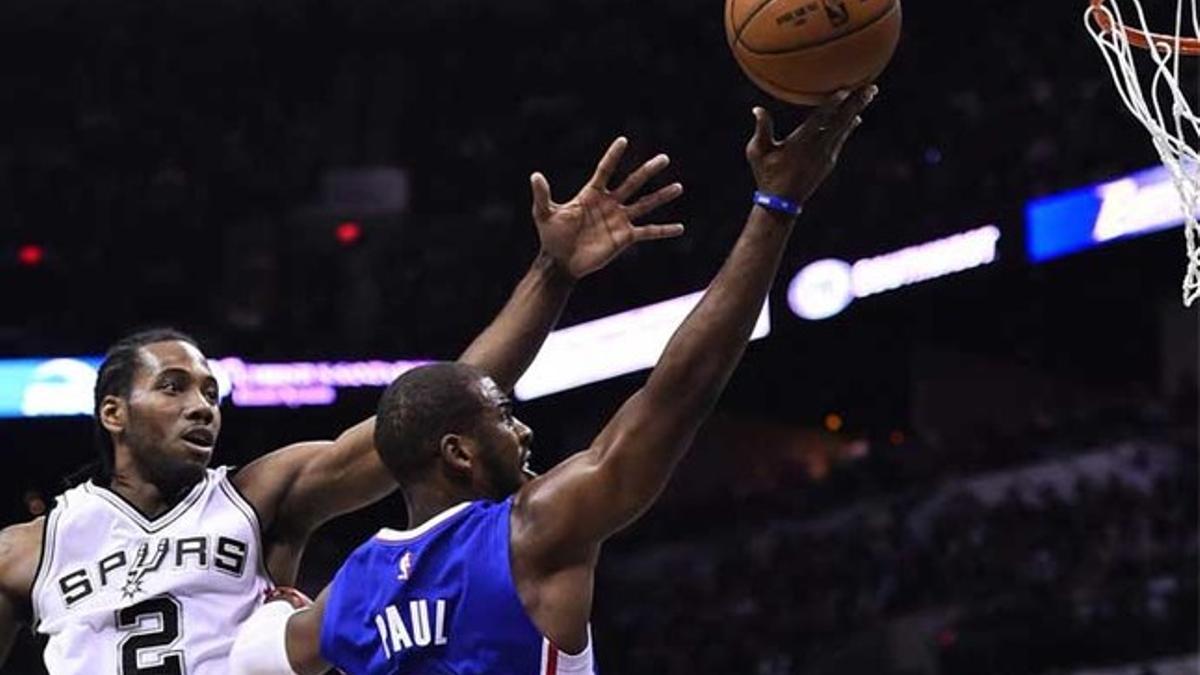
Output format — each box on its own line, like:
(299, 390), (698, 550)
(233, 140), (685, 582)
(514, 88), (877, 567)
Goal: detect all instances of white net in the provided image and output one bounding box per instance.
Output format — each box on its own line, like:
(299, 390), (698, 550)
(1085, 0), (1200, 306)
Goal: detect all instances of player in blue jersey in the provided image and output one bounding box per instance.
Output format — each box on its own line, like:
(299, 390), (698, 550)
(229, 86), (877, 675)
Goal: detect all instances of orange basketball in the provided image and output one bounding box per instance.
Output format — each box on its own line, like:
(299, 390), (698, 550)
(726, 0), (902, 105)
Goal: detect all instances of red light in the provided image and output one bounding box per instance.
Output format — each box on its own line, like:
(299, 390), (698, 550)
(889, 430), (906, 446)
(17, 244), (44, 267)
(335, 222), (363, 246)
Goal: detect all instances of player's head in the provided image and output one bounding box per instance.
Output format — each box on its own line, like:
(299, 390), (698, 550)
(374, 362), (535, 501)
(93, 328), (221, 490)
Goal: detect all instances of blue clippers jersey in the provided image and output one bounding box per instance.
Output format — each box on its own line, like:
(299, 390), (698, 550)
(320, 499), (595, 675)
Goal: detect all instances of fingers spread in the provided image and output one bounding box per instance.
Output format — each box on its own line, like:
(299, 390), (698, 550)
(631, 223), (686, 242)
(787, 84), (876, 147)
(531, 172), (553, 221)
(820, 87), (875, 159)
(828, 85), (877, 136)
(828, 115), (863, 162)
(613, 153), (670, 203)
(626, 182), (683, 220)
(791, 90), (851, 141)
(589, 136), (629, 189)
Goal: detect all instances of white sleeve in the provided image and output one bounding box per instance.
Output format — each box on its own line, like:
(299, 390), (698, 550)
(229, 601), (300, 675)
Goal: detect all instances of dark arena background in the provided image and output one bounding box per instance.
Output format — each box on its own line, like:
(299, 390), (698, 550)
(1, 0), (1197, 673)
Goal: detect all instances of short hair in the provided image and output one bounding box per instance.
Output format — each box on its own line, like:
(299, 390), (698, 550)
(374, 362), (487, 482)
(91, 328), (201, 483)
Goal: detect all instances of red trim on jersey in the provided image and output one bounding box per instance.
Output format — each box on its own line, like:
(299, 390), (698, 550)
(545, 643), (558, 674)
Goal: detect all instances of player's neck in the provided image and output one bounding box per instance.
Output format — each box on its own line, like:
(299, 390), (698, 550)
(107, 459), (197, 519)
(403, 481), (475, 530)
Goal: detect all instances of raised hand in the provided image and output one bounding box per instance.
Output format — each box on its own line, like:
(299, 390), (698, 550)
(532, 137), (685, 280)
(747, 85), (877, 206)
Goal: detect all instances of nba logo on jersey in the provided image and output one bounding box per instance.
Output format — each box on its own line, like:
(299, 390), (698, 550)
(397, 551), (414, 581)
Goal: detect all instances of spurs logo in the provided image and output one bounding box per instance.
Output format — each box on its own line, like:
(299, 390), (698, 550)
(121, 540), (170, 599)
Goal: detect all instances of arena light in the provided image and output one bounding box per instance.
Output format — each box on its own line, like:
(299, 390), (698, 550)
(0, 358), (103, 418)
(0, 356), (427, 419)
(17, 244), (44, 268)
(0, 292), (771, 418)
(788, 259), (854, 321)
(1027, 164), (1188, 262)
(513, 290), (771, 400)
(209, 358), (428, 409)
(334, 221), (363, 246)
(788, 225), (1001, 320)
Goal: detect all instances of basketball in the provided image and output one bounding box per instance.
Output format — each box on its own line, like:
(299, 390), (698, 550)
(725, 0), (902, 105)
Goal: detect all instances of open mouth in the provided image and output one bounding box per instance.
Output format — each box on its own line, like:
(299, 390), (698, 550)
(520, 450), (536, 477)
(181, 428), (216, 449)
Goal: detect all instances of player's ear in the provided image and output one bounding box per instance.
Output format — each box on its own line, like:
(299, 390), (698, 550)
(99, 395), (127, 435)
(439, 433), (474, 476)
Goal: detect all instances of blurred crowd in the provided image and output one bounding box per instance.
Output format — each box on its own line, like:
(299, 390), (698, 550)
(593, 420), (1198, 674)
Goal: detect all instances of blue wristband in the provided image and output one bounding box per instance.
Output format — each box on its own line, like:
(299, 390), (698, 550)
(753, 191), (802, 216)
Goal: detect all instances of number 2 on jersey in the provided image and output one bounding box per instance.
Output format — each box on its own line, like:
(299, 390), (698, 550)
(116, 595), (185, 675)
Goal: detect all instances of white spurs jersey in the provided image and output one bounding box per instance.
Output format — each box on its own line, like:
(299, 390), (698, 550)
(32, 466), (273, 675)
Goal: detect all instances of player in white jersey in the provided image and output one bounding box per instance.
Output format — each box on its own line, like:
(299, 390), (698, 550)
(229, 88), (876, 675)
(34, 466), (272, 673)
(0, 141), (685, 674)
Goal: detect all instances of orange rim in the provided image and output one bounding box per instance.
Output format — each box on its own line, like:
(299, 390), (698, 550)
(1089, 0), (1200, 55)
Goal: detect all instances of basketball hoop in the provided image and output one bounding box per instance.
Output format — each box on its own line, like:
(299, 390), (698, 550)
(1086, 0), (1200, 306)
